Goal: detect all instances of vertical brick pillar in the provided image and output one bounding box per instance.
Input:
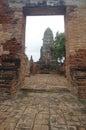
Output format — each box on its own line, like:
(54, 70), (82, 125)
(0, 1), (26, 97)
(65, 5), (86, 98)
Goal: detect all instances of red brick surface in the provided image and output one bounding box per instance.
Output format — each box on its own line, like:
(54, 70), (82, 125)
(0, 0), (86, 99)
(69, 49), (86, 98)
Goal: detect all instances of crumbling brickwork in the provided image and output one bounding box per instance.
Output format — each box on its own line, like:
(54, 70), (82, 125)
(65, 5), (86, 98)
(0, 0), (86, 99)
(70, 49), (86, 98)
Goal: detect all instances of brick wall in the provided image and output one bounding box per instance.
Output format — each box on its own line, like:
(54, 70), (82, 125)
(69, 49), (86, 98)
(65, 5), (86, 98)
(0, 0), (86, 99)
(0, 0), (27, 98)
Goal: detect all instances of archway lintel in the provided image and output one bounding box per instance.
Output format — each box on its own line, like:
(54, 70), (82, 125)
(23, 6), (66, 16)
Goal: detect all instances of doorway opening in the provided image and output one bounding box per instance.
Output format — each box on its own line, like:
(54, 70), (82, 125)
(25, 15), (66, 74)
(23, 5), (67, 91)
(24, 15), (67, 90)
(25, 15), (64, 62)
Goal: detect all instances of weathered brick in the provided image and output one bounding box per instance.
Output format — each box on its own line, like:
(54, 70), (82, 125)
(0, 0), (86, 99)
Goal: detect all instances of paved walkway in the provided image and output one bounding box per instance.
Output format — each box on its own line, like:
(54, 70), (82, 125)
(22, 74), (67, 91)
(0, 74), (86, 130)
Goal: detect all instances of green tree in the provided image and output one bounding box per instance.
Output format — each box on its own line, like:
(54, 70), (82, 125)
(53, 32), (66, 63)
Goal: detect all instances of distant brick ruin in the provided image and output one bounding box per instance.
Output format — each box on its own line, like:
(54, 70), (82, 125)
(39, 27), (55, 64)
(38, 27), (57, 73)
(0, 0), (86, 99)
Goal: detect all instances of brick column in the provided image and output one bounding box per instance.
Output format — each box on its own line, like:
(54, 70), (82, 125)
(65, 5), (86, 98)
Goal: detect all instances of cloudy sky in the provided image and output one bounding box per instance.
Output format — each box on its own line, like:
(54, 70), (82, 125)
(25, 15), (64, 61)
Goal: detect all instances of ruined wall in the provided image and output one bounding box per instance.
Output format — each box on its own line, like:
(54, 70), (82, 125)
(0, 0), (27, 98)
(0, 0), (86, 98)
(65, 5), (86, 98)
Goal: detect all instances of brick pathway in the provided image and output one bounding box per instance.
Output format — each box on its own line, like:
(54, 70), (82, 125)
(0, 74), (86, 130)
(22, 74), (67, 91)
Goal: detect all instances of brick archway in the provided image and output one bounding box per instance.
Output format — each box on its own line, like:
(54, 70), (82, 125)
(0, 0), (86, 99)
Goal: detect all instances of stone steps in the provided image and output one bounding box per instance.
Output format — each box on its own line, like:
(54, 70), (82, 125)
(21, 87), (69, 93)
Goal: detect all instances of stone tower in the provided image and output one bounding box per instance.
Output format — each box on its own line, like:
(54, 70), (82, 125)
(40, 27), (54, 65)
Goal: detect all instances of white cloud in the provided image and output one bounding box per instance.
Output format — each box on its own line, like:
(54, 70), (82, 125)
(25, 15), (64, 61)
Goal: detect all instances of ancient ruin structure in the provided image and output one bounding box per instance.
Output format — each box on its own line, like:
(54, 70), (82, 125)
(40, 27), (54, 64)
(39, 27), (56, 72)
(0, 0), (86, 99)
